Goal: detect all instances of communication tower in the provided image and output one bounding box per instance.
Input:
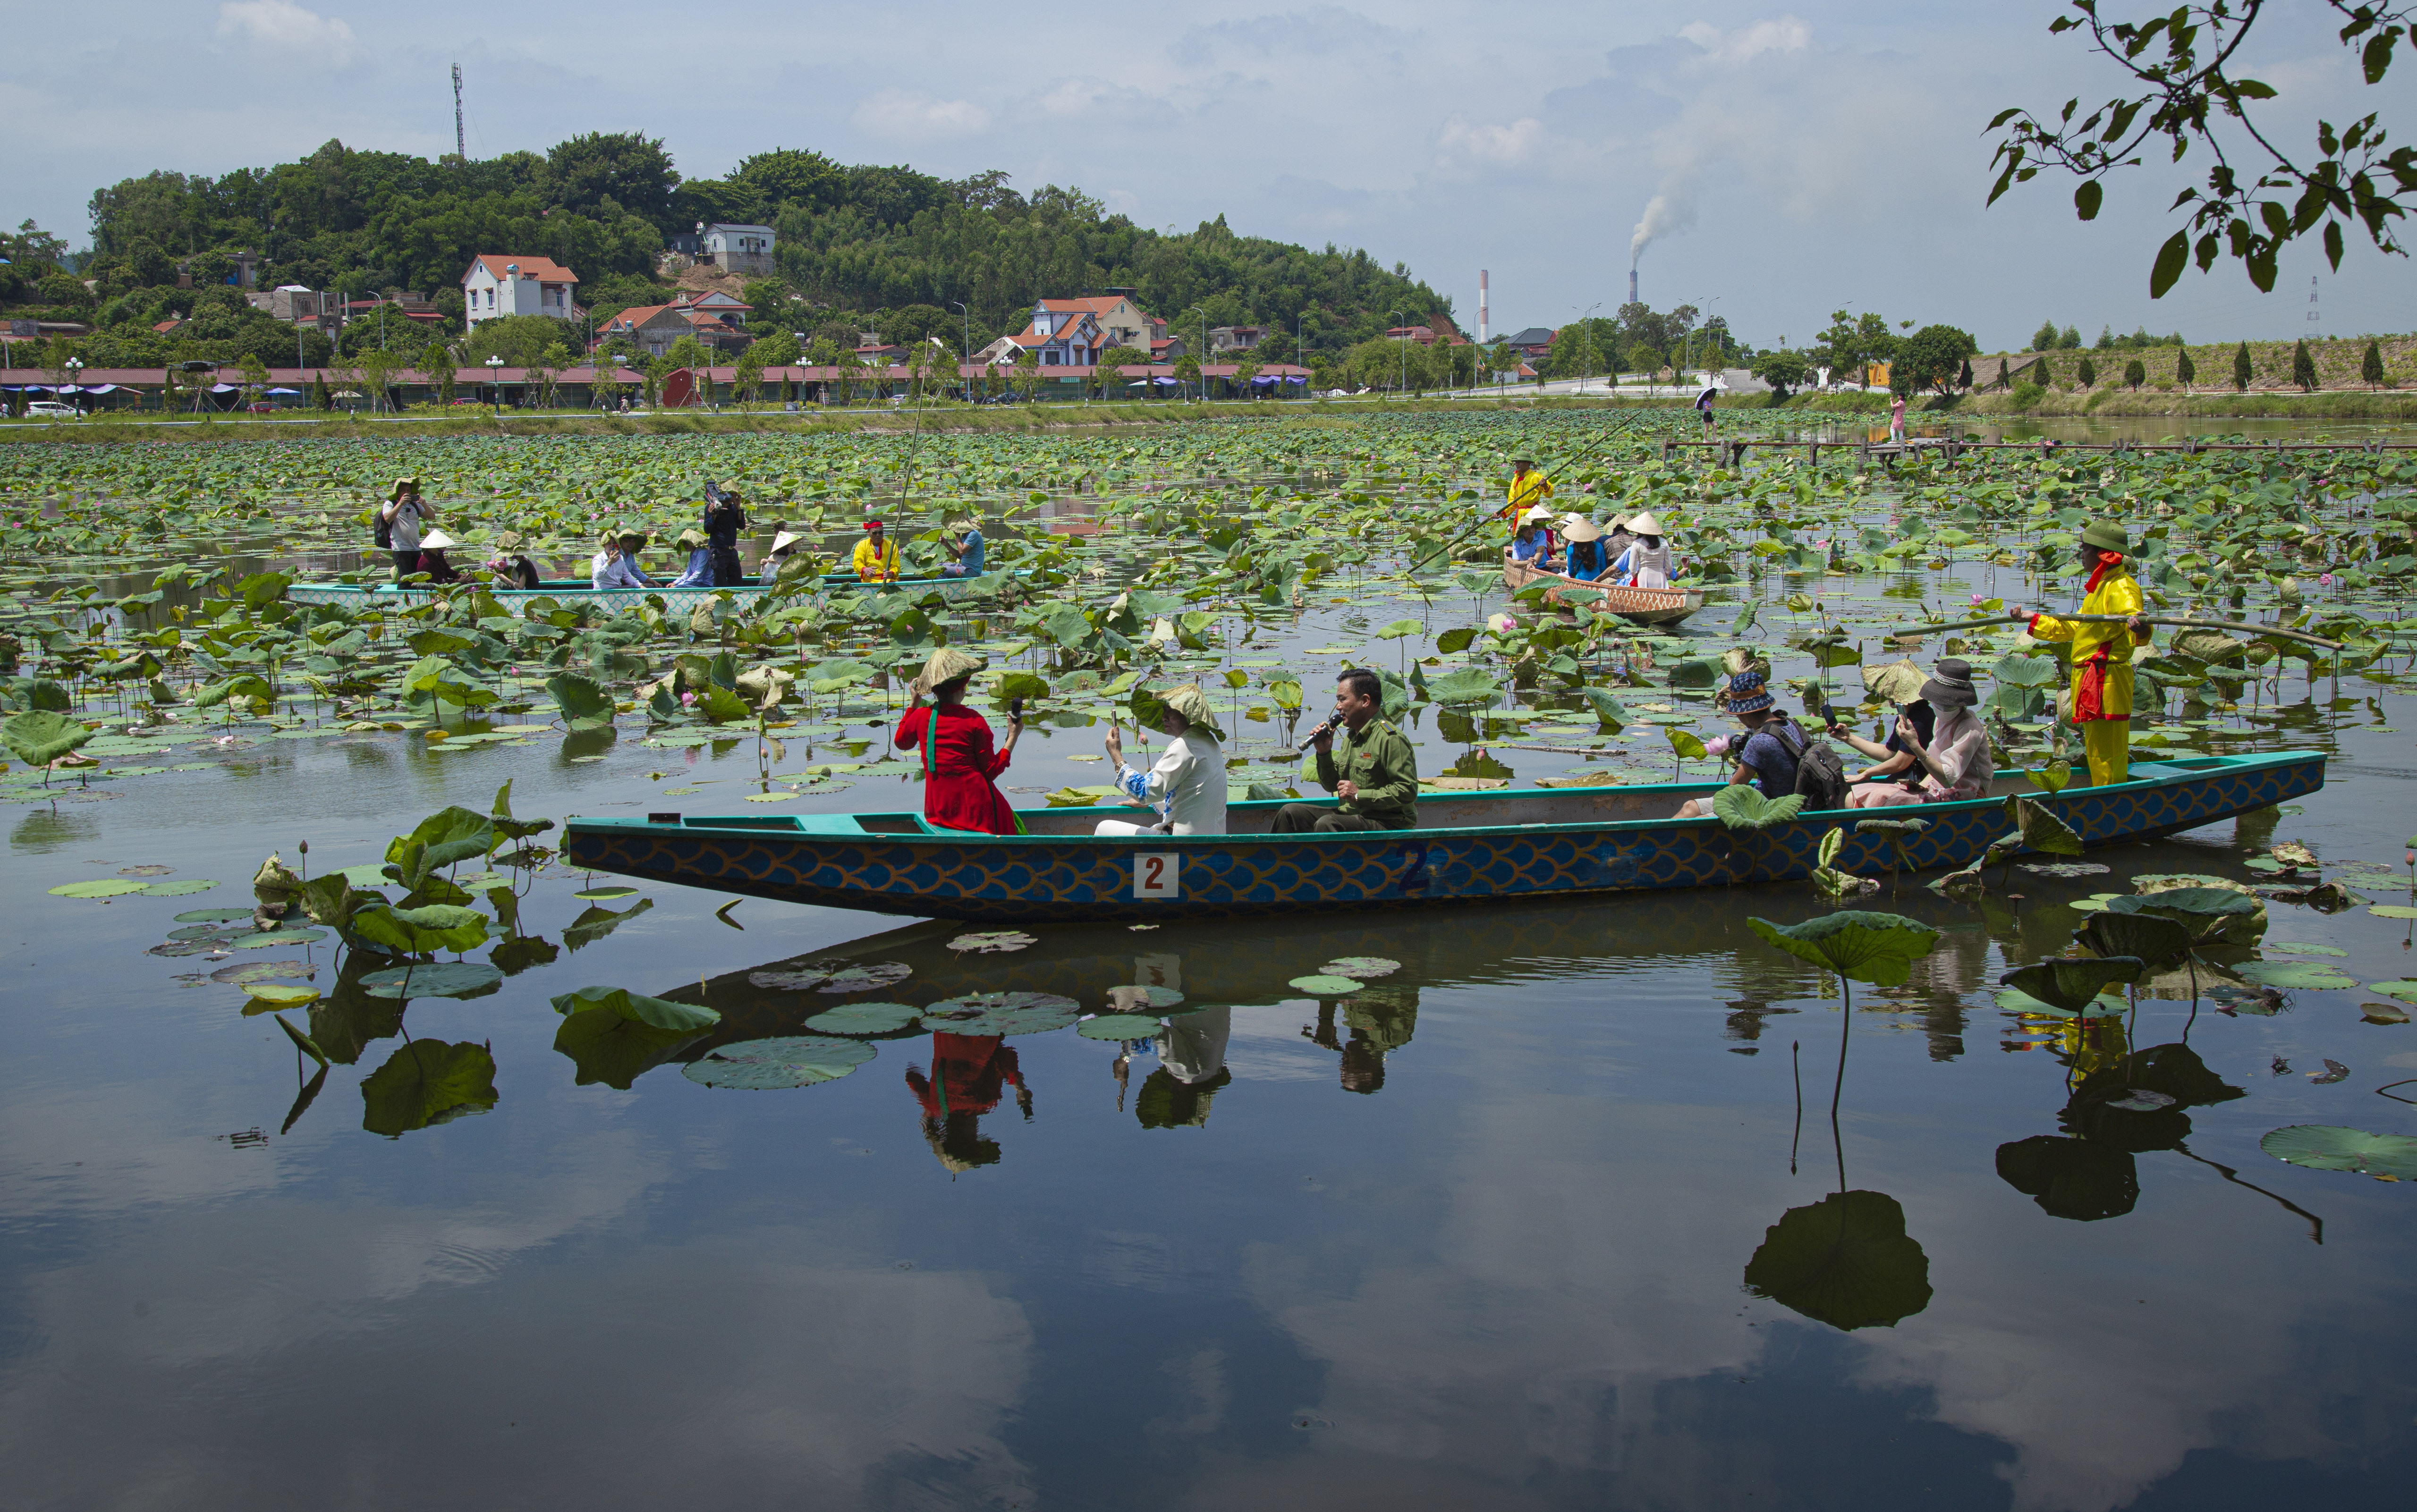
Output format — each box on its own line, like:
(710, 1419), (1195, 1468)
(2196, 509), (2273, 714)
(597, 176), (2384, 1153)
(453, 64), (466, 161)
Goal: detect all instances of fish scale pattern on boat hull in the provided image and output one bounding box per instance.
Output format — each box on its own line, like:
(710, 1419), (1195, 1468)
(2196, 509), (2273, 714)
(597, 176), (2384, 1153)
(565, 754), (2321, 922)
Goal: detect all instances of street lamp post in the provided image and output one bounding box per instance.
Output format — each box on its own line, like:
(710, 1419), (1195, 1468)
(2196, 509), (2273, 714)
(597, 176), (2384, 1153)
(484, 354), (505, 415)
(1294, 311), (1306, 399)
(1183, 305), (1206, 403)
(1572, 303), (1601, 397)
(1389, 309), (1407, 397)
(63, 357), (83, 416)
(949, 301), (969, 401)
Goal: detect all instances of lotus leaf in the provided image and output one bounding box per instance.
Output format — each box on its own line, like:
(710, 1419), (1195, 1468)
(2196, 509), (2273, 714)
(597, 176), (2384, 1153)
(361, 962), (505, 999)
(2233, 961), (2358, 992)
(921, 991), (1079, 1035)
(562, 898), (652, 950)
(2007, 795), (2085, 857)
(1322, 956), (1401, 979)
(1995, 1136), (2140, 1221)
(49, 878), (148, 898)
(2261, 1125), (2417, 1178)
(2076, 911), (2194, 970)
(1713, 786), (1804, 830)
(1289, 974), (1365, 995)
(2003, 957), (2145, 1012)
(392, 805), (497, 869)
(544, 672), (616, 730)
(2367, 981), (2417, 1004)
(1078, 1013), (1165, 1039)
(684, 1035), (875, 1089)
(804, 1001), (921, 1035)
(1425, 667), (1501, 706)
(4, 710), (93, 769)
(948, 930), (1038, 954)
(1747, 911), (1941, 986)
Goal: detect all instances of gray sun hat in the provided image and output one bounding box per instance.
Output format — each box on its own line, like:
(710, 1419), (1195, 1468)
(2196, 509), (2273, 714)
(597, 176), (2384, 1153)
(1919, 658), (1979, 707)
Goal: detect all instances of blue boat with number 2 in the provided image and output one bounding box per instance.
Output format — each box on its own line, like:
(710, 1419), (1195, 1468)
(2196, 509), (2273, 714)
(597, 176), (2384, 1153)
(562, 750), (2322, 923)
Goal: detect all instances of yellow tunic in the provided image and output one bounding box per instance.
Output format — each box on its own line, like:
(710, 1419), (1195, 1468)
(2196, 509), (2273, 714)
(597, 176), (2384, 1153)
(2028, 561), (2151, 784)
(1500, 470), (1554, 521)
(851, 536), (900, 581)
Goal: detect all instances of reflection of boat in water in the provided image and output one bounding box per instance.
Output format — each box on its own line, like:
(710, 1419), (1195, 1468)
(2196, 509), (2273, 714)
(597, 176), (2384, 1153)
(565, 751), (2324, 923)
(1500, 559), (1703, 625)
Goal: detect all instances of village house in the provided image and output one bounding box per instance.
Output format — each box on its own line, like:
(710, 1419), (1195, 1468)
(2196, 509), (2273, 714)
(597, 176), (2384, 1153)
(696, 224), (776, 278)
(1500, 326), (1557, 361)
(1208, 325), (1266, 354)
(460, 255), (582, 332)
(974, 293), (1173, 367)
(593, 290), (753, 358)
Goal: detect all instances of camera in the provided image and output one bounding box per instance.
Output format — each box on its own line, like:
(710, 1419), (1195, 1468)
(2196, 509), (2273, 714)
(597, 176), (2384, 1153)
(1008, 697), (1025, 721)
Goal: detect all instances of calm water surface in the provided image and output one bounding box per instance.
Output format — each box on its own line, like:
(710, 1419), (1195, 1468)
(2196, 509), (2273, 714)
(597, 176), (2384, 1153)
(5, 543), (2416, 1512)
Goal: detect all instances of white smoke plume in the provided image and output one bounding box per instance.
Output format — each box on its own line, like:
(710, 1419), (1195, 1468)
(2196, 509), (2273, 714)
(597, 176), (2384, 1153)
(1628, 189), (1696, 268)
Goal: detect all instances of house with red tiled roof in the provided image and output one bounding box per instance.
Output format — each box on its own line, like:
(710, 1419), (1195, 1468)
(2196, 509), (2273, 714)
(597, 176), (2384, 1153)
(593, 292), (754, 358)
(461, 254), (581, 333)
(973, 292), (1171, 368)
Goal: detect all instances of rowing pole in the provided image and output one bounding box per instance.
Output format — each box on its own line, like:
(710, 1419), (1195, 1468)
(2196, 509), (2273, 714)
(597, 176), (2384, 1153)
(1880, 611), (2347, 699)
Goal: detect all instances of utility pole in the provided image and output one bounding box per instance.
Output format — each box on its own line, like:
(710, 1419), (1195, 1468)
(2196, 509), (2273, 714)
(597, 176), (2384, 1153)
(452, 64), (466, 161)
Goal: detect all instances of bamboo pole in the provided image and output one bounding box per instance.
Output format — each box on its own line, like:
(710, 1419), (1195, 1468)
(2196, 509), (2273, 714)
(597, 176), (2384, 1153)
(1897, 611), (2342, 653)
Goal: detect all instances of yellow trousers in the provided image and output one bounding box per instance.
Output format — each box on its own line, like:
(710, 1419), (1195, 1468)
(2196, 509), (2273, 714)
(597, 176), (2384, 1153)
(2077, 720), (2129, 786)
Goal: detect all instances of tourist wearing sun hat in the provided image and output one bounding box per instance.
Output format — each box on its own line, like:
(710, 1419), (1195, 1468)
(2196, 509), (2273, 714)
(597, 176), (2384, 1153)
(1846, 658), (1995, 807)
(412, 527), (465, 584)
(852, 518), (901, 582)
(591, 527), (649, 590)
(939, 517), (985, 578)
(1674, 666), (1808, 819)
(1560, 515), (1612, 582)
(668, 528), (713, 588)
(701, 482), (748, 586)
(379, 477), (432, 581)
(1611, 511), (1675, 588)
(2019, 518), (2151, 786)
(1098, 683), (1228, 836)
(894, 647), (1024, 835)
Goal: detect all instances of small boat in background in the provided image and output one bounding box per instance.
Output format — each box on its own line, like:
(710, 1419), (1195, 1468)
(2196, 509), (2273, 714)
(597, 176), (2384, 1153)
(1501, 560), (1703, 625)
(564, 750), (2324, 924)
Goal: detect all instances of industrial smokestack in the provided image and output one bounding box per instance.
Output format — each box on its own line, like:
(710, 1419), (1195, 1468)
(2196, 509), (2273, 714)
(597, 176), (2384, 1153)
(1478, 270), (1489, 343)
(1628, 267), (1637, 306)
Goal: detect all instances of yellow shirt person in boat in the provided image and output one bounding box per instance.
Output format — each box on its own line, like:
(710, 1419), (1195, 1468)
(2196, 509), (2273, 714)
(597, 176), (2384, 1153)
(1499, 458), (1553, 521)
(2025, 519), (2152, 786)
(852, 520), (901, 582)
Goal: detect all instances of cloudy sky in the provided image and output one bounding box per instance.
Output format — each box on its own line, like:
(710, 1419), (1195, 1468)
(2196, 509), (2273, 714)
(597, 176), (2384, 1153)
(8, 0), (2408, 350)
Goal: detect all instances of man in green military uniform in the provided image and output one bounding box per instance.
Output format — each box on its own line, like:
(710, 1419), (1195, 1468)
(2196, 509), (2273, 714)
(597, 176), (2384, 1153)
(1273, 668), (1420, 832)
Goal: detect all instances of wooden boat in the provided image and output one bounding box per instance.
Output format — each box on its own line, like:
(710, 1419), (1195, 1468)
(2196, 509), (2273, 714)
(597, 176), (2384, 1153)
(1501, 559), (1704, 625)
(562, 749), (2323, 924)
(288, 569), (1018, 614)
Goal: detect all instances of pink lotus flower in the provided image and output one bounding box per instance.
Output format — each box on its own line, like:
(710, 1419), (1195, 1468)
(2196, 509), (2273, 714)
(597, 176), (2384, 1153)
(681, 692), (697, 707)
(1971, 593), (1985, 605)
(2319, 573), (2335, 587)
(1705, 735), (1733, 757)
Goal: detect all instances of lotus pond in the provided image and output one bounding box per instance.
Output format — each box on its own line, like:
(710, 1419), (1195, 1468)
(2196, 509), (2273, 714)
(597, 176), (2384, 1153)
(5, 410), (2417, 1510)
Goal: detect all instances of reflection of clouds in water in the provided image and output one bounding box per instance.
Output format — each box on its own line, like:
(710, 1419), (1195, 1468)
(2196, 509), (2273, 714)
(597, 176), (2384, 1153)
(0, 1216), (1035, 1509)
(1241, 1090), (2411, 1512)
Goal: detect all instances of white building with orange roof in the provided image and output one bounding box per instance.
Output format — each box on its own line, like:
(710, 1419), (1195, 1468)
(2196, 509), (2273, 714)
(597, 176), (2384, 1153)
(972, 291), (1171, 368)
(460, 255), (582, 332)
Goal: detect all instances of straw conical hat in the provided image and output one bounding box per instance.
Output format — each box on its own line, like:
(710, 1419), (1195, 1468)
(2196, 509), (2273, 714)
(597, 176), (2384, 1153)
(910, 646), (985, 697)
(1153, 683), (1223, 740)
(1561, 517), (1603, 542)
(418, 529), (457, 551)
(1626, 512), (1664, 535)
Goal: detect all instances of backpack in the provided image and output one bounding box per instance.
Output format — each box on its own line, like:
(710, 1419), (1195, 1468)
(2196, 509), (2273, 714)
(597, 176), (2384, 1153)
(373, 503), (392, 549)
(1771, 718), (1850, 811)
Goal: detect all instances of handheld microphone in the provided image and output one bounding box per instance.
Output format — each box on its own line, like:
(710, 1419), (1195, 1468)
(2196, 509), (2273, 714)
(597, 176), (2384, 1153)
(1303, 717), (1337, 745)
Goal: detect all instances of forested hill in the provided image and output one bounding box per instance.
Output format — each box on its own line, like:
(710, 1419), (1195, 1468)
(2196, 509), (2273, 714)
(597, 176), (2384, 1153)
(52, 133), (1449, 359)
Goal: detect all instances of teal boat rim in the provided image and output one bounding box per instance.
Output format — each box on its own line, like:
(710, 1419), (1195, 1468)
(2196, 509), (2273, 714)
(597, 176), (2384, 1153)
(566, 749), (2323, 843)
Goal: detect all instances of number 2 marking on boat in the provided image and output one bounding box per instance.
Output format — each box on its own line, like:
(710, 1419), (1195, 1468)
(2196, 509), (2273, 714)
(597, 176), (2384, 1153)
(1133, 853), (1179, 899)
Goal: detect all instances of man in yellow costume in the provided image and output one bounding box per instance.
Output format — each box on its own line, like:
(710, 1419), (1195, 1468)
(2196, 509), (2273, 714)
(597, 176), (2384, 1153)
(1499, 457), (1552, 522)
(851, 518), (901, 582)
(2025, 519), (2151, 786)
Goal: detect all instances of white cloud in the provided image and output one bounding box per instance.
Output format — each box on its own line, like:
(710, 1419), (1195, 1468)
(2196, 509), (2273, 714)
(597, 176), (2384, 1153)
(1676, 16), (1812, 67)
(214, 0), (358, 63)
(851, 88), (992, 140)
(1434, 116), (1547, 168)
